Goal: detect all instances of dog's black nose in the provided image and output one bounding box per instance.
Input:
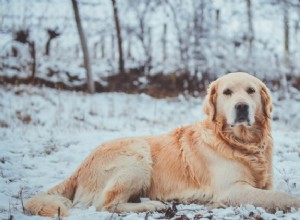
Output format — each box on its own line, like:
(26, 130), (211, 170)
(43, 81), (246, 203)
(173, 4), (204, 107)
(235, 103), (249, 123)
(235, 103), (249, 112)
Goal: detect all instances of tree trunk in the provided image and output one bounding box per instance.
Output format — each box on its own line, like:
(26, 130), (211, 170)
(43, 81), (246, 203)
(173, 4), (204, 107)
(162, 23), (167, 64)
(165, 0), (187, 69)
(283, 2), (289, 66)
(145, 27), (152, 74)
(192, 1), (205, 76)
(71, 0), (95, 93)
(215, 9), (220, 33)
(93, 41), (98, 59)
(111, 0), (125, 74)
(127, 31), (132, 60)
(101, 34), (105, 59)
(246, 0), (254, 57)
(29, 41), (36, 80)
(111, 34), (115, 61)
(279, 0), (290, 100)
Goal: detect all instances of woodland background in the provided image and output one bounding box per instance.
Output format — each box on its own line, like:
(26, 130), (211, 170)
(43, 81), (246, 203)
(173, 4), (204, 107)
(0, 0), (300, 98)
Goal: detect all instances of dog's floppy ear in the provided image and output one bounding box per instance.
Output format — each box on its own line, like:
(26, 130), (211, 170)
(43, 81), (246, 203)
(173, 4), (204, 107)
(260, 82), (272, 119)
(203, 81), (217, 121)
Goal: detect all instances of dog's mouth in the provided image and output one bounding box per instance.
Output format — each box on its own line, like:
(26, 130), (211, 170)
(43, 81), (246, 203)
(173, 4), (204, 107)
(230, 122), (251, 128)
(229, 112), (252, 127)
(231, 117), (251, 127)
(235, 114), (249, 123)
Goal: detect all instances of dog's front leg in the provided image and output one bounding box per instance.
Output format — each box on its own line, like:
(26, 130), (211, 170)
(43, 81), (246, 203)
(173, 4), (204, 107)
(217, 183), (300, 211)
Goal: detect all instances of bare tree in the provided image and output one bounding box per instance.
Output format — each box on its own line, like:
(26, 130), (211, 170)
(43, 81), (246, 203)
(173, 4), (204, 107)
(164, 0), (185, 66)
(111, 34), (115, 61)
(280, 0), (290, 100)
(283, 0), (289, 66)
(130, 0), (155, 74)
(215, 9), (220, 34)
(246, 0), (254, 57)
(162, 23), (167, 65)
(111, 0), (125, 74)
(71, 0), (95, 93)
(192, 0), (205, 75)
(126, 29), (133, 60)
(101, 34), (105, 59)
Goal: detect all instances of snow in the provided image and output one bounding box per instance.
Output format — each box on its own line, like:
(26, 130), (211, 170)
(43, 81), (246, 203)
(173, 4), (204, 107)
(0, 85), (300, 219)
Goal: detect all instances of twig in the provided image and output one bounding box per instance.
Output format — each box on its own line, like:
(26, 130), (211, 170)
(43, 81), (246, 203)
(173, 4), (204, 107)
(19, 187), (25, 214)
(145, 212), (150, 220)
(109, 202), (119, 220)
(58, 206), (61, 220)
(8, 198), (13, 220)
(276, 168), (292, 193)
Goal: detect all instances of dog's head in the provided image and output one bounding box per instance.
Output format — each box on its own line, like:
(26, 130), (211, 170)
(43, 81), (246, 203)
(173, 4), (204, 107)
(203, 72), (272, 142)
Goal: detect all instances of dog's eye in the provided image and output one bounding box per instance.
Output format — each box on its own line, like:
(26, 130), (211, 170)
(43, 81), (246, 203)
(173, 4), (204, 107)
(247, 87), (255, 94)
(223, 89), (232, 96)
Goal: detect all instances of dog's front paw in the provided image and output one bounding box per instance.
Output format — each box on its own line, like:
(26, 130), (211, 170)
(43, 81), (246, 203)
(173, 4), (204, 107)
(143, 200), (168, 211)
(266, 197), (300, 213)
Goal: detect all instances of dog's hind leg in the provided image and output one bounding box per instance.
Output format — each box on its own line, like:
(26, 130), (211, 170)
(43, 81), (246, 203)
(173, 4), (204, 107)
(93, 165), (167, 213)
(92, 139), (168, 213)
(94, 159), (168, 213)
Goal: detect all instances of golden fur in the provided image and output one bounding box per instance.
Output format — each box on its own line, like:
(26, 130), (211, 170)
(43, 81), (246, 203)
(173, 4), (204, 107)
(25, 72), (300, 217)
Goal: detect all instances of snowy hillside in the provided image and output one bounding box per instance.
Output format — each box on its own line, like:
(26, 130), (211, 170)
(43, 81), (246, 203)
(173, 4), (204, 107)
(0, 85), (300, 220)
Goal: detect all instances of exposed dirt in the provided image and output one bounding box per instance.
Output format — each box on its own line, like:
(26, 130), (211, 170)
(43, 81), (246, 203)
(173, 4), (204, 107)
(1, 66), (299, 98)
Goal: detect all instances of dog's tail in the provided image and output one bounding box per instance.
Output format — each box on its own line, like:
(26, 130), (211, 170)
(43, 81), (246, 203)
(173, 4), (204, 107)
(25, 174), (77, 217)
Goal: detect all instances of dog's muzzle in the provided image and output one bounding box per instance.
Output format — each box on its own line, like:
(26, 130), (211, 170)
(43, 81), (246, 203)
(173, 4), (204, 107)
(235, 102), (249, 123)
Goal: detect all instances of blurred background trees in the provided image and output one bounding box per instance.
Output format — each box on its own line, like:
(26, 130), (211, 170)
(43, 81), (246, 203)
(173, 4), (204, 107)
(0, 0), (299, 98)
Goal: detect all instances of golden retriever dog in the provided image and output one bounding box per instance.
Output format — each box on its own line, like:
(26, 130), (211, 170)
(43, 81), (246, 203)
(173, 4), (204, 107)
(25, 72), (300, 217)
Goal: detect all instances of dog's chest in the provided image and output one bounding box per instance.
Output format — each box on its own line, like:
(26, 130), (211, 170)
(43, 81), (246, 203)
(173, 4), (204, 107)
(201, 146), (248, 192)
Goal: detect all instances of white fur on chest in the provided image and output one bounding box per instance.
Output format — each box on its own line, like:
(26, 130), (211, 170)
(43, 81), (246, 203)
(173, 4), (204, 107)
(201, 147), (245, 193)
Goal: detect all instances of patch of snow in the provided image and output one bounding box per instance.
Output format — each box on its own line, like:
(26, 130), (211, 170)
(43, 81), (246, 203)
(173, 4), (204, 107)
(0, 85), (300, 219)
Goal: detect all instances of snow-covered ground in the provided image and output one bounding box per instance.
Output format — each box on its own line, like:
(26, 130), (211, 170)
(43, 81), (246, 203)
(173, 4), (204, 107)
(0, 85), (300, 220)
